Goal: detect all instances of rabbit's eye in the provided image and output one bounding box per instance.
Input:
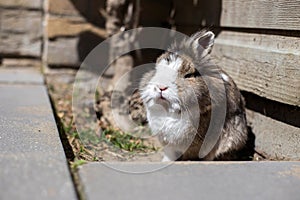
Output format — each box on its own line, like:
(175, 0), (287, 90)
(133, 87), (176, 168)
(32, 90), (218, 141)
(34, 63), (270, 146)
(165, 57), (170, 62)
(184, 71), (201, 78)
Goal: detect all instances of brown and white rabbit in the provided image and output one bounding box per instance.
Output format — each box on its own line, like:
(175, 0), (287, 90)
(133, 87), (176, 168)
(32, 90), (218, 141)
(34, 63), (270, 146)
(139, 30), (248, 161)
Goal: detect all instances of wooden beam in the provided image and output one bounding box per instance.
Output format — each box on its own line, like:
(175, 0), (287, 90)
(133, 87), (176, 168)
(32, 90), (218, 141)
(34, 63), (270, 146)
(0, 9), (42, 57)
(173, 0), (221, 27)
(221, 0), (300, 30)
(47, 37), (80, 66)
(48, 16), (106, 39)
(0, 0), (42, 9)
(212, 31), (300, 106)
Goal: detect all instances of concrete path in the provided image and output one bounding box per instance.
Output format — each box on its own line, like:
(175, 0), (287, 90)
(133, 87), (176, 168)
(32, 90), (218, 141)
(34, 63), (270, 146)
(0, 68), (77, 200)
(79, 161), (300, 200)
(1, 67), (300, 200)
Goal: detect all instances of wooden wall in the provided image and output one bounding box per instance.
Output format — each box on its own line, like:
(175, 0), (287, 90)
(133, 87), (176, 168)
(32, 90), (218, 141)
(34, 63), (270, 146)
(210, 0), (300, 160)
(0, 0), (43, 67)
(45, 0), (174, 68)
(146, 0), (300, 160)
(46, 0), (107, 67)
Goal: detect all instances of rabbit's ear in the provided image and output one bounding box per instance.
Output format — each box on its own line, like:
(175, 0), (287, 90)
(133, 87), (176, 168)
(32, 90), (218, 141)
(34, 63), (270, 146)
(191, 31), (215, 57)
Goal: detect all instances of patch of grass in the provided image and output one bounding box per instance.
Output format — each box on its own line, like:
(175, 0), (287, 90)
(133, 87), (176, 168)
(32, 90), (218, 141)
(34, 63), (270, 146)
(80, 129), (101, 146)
(93, 156), (100, 161)
(95, 89), (100, 102)
(62, 117), (100, 146)
(101, 128), (157, 152)
(71, 131), (80, 139)
(71, 159), (87, 170)
(48, 84), (55, 92)
(63, 119), (74, 134)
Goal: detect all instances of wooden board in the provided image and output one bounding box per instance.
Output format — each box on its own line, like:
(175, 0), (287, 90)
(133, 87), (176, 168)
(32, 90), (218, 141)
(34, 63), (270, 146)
(48, 16), (106, 39)
(47, 29), (105, 67)
(0, 0), (42, 9)
(48, 0), (105, 27)
(0, 58), (41, 68)
(139, 0), (172, 26)
(246, 109), (300, 160)
(0, 9), (42, 57)
(173, 0), (221, 27)
(47, 37), (80, 66)
(221, 0), (300, 30)
(49, 0), (81, 16)
(212, 31), (300, 107)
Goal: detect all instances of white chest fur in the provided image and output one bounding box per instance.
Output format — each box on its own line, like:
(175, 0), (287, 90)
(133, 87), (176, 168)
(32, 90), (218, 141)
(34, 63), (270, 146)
(146, 104), (192, 145)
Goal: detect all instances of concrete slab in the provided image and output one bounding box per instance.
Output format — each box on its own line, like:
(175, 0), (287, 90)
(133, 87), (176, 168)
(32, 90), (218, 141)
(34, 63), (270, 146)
(79, 162), (300, 200)
(0, 85), (77, 200)
(0, 68), (44, 84)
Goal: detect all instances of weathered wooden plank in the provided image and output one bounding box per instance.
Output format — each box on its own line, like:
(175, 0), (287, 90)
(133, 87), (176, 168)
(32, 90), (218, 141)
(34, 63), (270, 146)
(176, 25), (202, 36)
(47, 30), (105, 67)
(173, 0), (221, 26)
(48, 16), (106, 39)
(48, 0), (105, 27)
(221, 0), (300, 30)
(0, 0), (42, 9)
(0, 9), (42, 57)
(246, 109), (300, 160)
(47, 37), (79, 66)
(49, 0), (80, 16)
(1, 58), (41, 68)
(139, 0), (172, 26)
(212, 31), (300, 107)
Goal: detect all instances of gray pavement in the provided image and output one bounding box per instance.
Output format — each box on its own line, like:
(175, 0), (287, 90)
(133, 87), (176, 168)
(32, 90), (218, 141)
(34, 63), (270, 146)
(0, 68), (77, 200)
(79, 161), (300, 200)
(1, 67), (300, 200)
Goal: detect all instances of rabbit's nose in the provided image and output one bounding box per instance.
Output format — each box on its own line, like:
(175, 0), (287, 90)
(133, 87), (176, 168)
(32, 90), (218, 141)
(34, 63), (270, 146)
(158, 85), (168, 91)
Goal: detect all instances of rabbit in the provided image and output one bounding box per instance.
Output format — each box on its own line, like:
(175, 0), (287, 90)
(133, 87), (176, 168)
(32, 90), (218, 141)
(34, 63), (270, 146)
(139, 30), (248, 161)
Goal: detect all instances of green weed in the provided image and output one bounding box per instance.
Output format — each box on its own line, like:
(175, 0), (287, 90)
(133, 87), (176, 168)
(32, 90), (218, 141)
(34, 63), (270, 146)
(71, 159), (87, 170)
(101, 128), (157, 152)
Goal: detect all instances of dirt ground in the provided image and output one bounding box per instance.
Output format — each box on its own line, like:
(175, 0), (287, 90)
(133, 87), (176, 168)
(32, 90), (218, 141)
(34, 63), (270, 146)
(46, 68), (163, 162)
